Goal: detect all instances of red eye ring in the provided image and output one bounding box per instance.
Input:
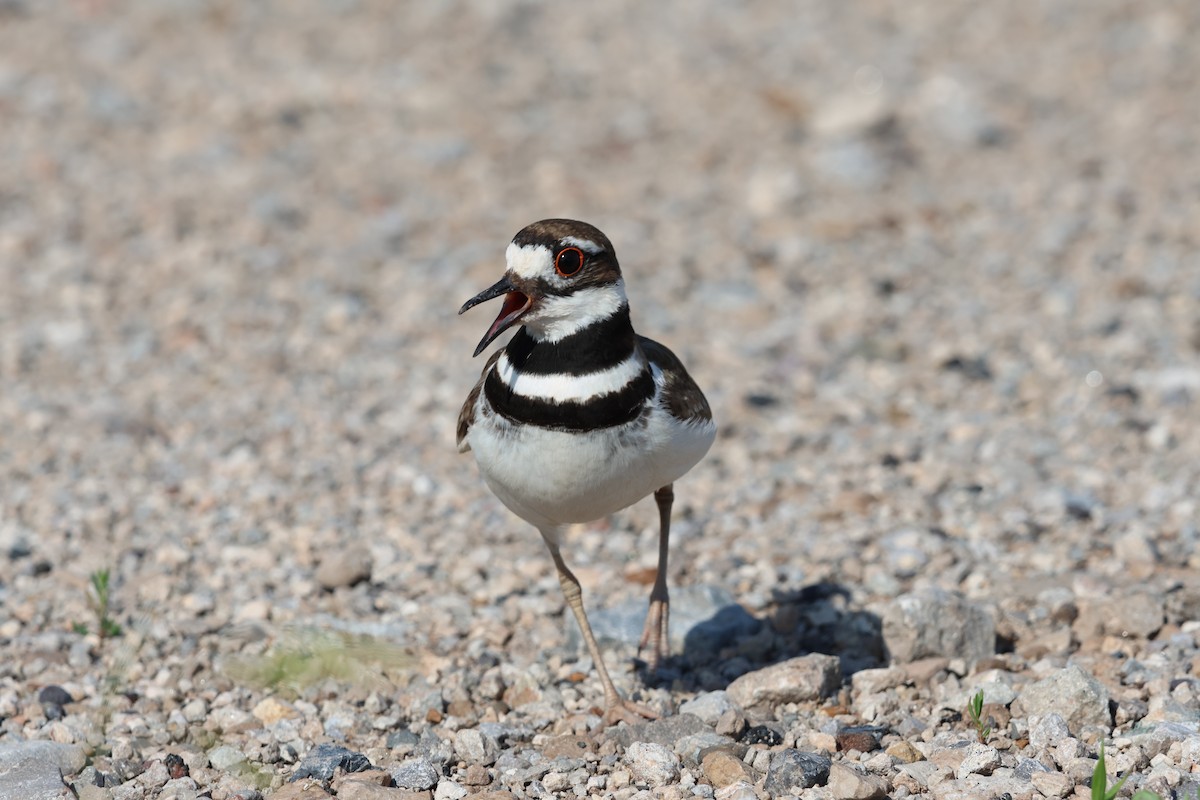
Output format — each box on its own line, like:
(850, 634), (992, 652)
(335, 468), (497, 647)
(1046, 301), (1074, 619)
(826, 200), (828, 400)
(554, 246), (584, 277)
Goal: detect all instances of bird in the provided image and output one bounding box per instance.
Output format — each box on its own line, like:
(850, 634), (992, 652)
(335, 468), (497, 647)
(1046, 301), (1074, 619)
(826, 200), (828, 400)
(457, 219), (716, 725)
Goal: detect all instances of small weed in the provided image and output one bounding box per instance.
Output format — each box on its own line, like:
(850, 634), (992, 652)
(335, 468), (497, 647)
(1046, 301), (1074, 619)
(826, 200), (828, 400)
(224, 628), (414, 695)
(966, 689), (991, 743)
(74, 568), (123, 642)
(1092, 743), (1129, 800)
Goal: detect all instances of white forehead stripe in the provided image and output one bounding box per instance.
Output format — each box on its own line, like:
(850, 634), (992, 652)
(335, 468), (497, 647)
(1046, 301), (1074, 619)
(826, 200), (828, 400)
(505, 242), (553, 279)
(497, 350), (647, 403)
(560, 236), (605, 254)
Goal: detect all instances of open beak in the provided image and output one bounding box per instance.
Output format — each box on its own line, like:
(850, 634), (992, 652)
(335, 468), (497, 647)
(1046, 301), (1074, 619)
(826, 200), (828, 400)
(459, 275), (534, 357)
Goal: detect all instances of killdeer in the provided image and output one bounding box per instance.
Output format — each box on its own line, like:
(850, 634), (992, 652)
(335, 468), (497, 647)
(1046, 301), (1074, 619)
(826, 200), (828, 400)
(457, 219), (716, 724)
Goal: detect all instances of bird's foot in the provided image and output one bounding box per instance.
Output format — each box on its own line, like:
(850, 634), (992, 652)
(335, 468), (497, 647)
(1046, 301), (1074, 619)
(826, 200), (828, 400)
(602, 696), (660, 727)
(637, 597), (670, 672)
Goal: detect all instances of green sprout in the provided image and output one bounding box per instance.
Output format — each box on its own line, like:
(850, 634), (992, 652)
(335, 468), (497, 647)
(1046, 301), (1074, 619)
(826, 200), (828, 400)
(966, 689), (991, 743)
(1092, 743), (1129, 800)
(73, 568), (123, 642)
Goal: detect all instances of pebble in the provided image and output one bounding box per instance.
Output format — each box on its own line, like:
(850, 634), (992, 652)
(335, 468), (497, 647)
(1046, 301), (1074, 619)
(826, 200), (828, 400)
(1015, 665), (1111, 734)
(391, 759), (440, 791)
(678, 691), (737, 725)
(453, 728), (500, 766)
(763, 750), (831, 795)
(1029, 713), (1071, 750)
(725, 654), (842, 708)
(624, 742), (680, 788)
(315, 550), (372, 590)
(700, 750), (753, 788)
(827, 762), (889, 800)
(290, 744), (372, 784)
(881, 589), (996, 663)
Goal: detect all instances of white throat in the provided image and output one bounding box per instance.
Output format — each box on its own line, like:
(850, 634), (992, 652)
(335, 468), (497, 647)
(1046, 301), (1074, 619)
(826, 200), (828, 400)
(523, 279), (629, 343)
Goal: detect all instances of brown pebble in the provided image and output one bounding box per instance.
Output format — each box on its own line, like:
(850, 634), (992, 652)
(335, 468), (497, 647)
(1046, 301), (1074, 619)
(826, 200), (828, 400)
(714, 708), (746, 738)
(269, 781), (333, 799)
(543, 734), (595, 760)
(425, 708), (443, 723)
(836, 729), (882, 753)
(885, 740), (923, 763)
(701, 749), (754, 788)
(462, 764), (492, 786)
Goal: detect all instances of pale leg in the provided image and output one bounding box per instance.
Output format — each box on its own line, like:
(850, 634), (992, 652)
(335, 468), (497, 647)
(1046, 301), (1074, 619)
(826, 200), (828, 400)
(638, 484), (673, 671)
(539, 526), (657, 725)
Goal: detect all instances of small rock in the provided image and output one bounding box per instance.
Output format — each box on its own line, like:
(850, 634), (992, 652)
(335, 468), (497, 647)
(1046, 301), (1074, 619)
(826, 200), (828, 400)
(836, 726), (884, 753)
(886, 740), (922, 763)
(541, 735), (592, 761)
(37, 685), (74, 706)
(954, 742), (1000, 778)
(1015, 757), (1053, 781)
(675, 732), (735, 765)
(763, 750), (831, 795)
(851, 666), (906, 694)
(1029, 713), (1071, 750)
(929, 773), (1037, 800)
(290, 744), (371, 784)
(208, 745), (247, 771)
(461, 764), (491, 786)
(700, 750), (753, 788)
(1030, 770), (1072, 799)
(606, 713), (708, 749)
(827, 762), (889, 800)
(624, 742), (679, 788)
(679, 691), (737, 725)
(266, 784), (332, 799)
(252, 697), (299, 726)
(726, 654), (842, 709)
(434, 779), (467, 800)
(453, 729), (500, 766)
(1015, 665), (1111, 734)
(740, 724), (783, 746)
(881, 589), (995, 663)
(159, 777), (200, 800)
(391, 759), (440, 791)
(714, 708), (746, 738)
(714, 781), (758, 800)
(315, 550), (372, 590)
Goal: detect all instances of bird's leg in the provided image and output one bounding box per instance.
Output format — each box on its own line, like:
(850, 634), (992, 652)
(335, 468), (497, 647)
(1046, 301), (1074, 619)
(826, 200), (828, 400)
(638, 484), (673, 672)
(539, 528), (657, 726)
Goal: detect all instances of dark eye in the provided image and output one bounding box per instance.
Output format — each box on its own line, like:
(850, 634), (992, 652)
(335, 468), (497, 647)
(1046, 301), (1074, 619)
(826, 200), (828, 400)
(554, 247), (584, 277)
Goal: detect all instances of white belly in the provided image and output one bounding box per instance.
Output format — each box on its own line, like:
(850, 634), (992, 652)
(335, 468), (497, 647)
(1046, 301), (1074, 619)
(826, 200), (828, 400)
(467, 402), (715, 529)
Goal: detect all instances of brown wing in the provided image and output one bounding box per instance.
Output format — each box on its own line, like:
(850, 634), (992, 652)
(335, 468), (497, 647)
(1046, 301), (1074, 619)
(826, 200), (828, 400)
(457, 349), (504, 453)
(637, 336), (713, 425)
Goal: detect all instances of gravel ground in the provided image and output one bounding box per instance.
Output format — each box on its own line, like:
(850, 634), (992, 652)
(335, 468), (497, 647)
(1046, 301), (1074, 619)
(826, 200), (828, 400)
(2, 1), (1199, 799)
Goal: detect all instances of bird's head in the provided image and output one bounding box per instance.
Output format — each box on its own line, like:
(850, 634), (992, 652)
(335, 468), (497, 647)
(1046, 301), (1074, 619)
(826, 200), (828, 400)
(459, 219), (627, 356)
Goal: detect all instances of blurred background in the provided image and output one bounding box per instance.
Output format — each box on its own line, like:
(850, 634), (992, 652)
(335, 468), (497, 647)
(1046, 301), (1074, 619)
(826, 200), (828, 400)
(1, 0), (1198, 741)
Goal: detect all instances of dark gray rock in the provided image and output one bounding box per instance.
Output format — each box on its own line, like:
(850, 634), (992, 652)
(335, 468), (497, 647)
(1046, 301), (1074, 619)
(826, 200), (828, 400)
(881, 588), (995, 663)
(36, 685), (73, 706)
(1015, 757), (1054, 781)
(390, 757), (439, 791)
(289, 743), (371, 784)
(763, 749), (831, 794)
